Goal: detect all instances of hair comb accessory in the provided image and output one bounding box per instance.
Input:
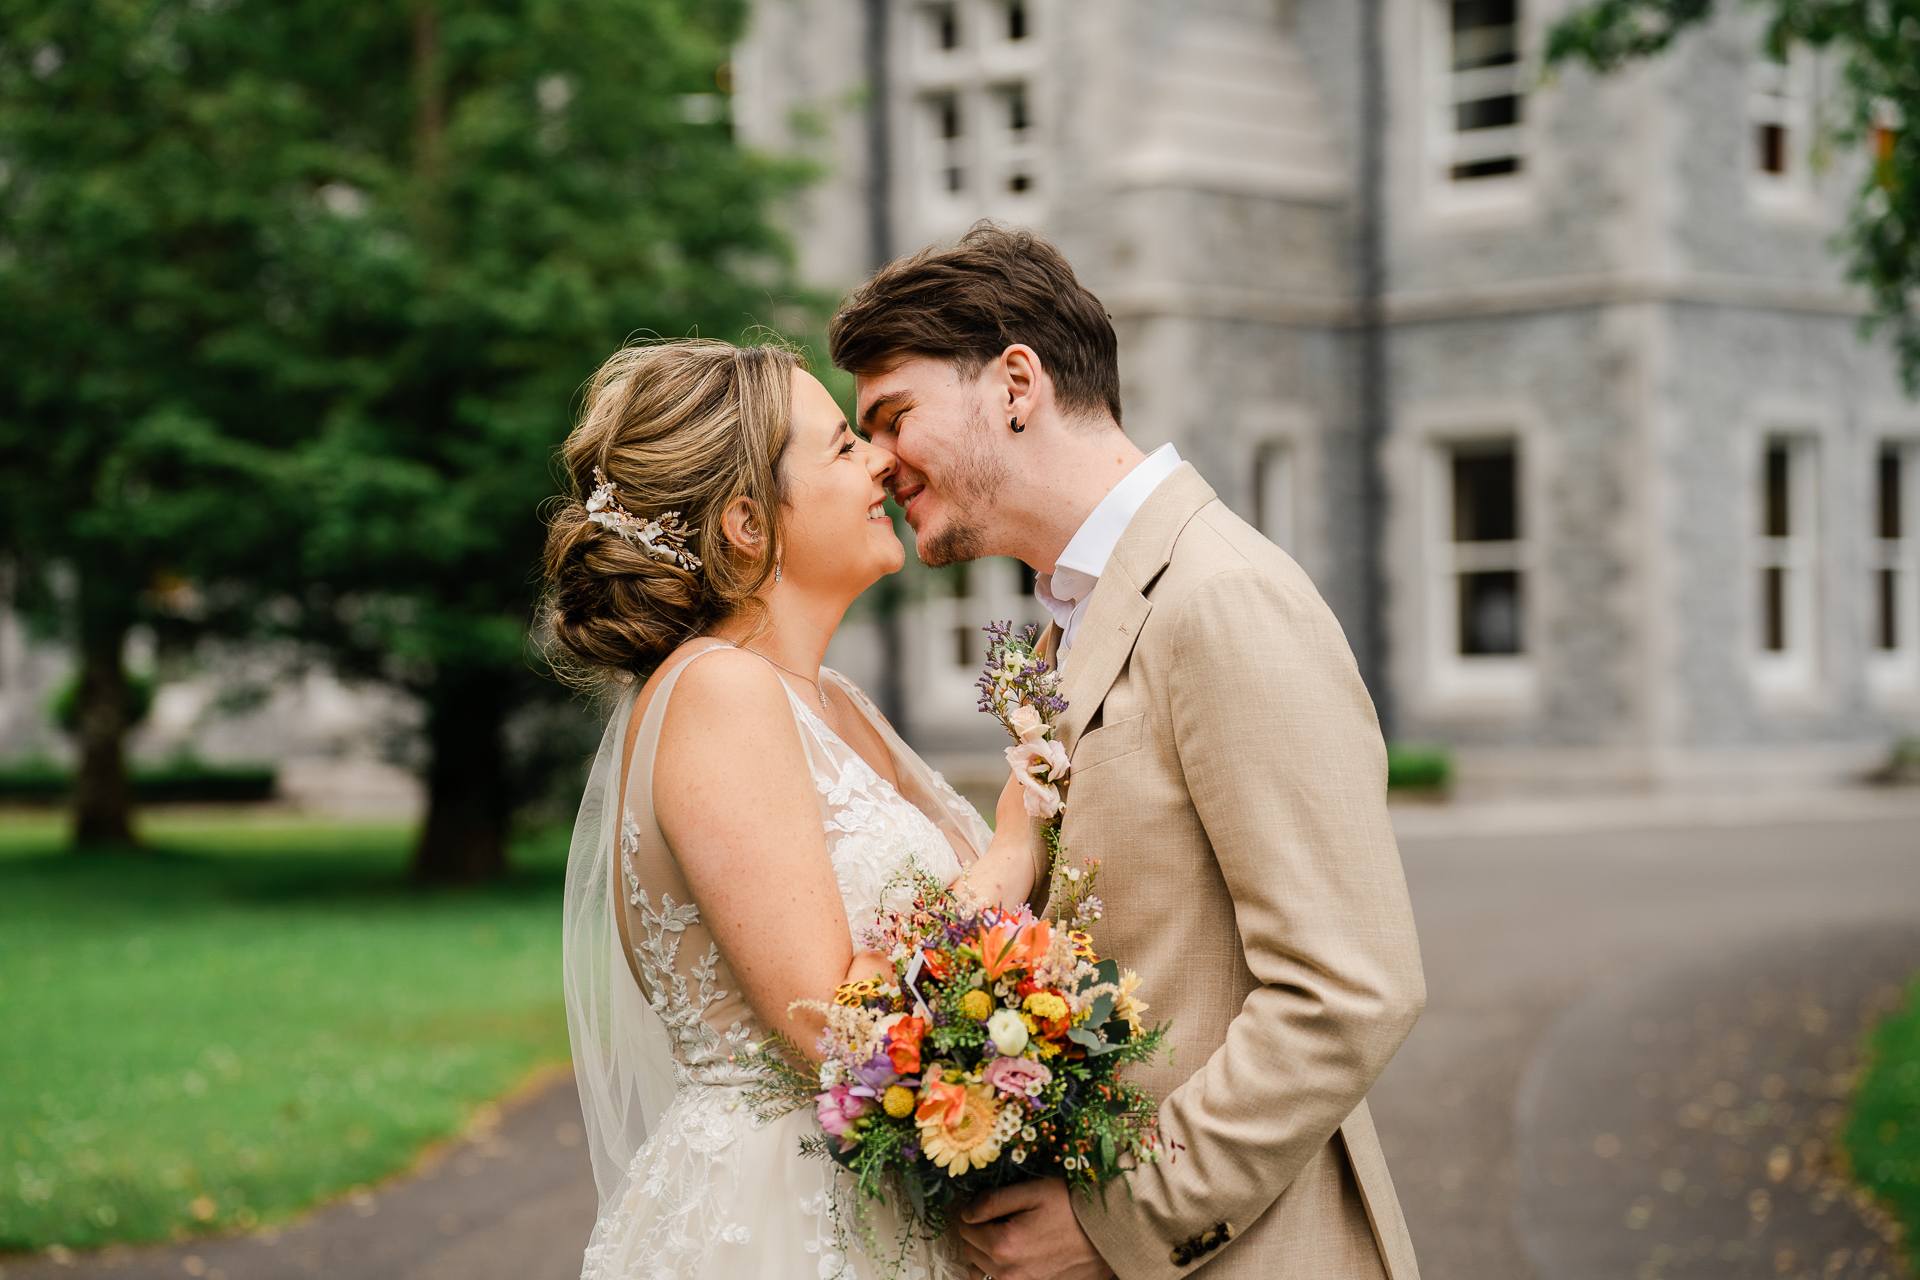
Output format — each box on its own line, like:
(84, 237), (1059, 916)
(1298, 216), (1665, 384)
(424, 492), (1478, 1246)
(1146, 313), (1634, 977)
(585, 467), (703, 572)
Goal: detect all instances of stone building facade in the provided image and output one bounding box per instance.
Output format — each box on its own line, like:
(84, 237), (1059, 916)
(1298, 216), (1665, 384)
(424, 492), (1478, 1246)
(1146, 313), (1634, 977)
(739, 0), (1920, 791)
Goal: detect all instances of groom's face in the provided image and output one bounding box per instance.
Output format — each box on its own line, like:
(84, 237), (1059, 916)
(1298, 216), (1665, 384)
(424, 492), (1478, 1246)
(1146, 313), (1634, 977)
(856, 355), (1011, 569)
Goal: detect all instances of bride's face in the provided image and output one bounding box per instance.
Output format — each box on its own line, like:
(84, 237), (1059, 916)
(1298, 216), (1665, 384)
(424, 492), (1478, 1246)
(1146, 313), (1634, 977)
(778, 368), (902, 594)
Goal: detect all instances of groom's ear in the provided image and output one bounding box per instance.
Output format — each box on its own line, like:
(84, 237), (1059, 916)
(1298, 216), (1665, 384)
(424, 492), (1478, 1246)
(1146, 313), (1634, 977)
(998, 345), (1043, 421)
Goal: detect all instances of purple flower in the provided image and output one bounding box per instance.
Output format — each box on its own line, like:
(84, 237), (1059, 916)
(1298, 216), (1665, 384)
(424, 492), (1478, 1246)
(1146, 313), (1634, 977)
(850, 1052), (900, 1095)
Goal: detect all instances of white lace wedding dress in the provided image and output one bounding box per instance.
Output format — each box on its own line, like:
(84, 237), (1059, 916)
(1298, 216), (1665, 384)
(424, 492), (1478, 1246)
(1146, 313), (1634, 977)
(572, 644), (989, 1280)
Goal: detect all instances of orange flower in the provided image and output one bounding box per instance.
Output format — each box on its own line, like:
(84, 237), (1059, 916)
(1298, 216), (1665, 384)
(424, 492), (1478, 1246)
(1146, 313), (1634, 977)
(887, 1015), (927, 1074)
(977, 921), (1052, 981)
(916, 1078), (968, 1129)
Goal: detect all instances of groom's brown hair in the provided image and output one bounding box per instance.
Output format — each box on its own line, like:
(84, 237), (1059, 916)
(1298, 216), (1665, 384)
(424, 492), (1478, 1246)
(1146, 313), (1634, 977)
(829, 221), (1122, 426)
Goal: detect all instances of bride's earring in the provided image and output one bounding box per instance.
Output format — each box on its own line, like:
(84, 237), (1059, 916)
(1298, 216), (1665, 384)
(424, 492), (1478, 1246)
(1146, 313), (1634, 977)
(774, 556), (783, 583)
(1009, 416), (1025, 433)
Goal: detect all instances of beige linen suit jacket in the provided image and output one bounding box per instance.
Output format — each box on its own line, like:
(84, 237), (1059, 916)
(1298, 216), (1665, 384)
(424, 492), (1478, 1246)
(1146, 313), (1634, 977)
(1040, 464), (1425, 1280)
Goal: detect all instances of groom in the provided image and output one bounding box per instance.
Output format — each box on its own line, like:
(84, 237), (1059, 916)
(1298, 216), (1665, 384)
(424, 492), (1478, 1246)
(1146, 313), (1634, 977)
(831, 224), (1426, 1280)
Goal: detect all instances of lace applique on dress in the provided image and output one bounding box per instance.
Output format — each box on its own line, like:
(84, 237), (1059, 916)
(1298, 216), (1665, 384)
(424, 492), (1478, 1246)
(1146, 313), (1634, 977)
(622, 819), (755, 1085)
(797, 707), (958, 925)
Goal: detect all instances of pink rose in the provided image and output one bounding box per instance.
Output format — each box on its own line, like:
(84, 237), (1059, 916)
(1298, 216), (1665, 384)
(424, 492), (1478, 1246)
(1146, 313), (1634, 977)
(1008, 759), (1062, 819)
(816, 1084), (868, 1137)
(1005, 738), (1070, 783)
(982, 1055), (1053, 1099)
(1008, 704), (1048, 743)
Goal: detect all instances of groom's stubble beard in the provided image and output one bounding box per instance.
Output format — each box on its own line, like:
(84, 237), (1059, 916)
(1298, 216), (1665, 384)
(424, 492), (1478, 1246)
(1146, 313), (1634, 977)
(915, 400), (1012, 569)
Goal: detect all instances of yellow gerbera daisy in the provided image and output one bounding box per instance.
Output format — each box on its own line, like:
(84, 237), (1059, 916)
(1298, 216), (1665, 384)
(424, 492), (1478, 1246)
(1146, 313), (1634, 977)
(917, 1082), (1004, 1175)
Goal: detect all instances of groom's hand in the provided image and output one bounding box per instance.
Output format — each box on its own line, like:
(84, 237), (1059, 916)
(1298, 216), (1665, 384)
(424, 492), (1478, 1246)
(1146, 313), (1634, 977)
(958, 1178), (1115, 1280)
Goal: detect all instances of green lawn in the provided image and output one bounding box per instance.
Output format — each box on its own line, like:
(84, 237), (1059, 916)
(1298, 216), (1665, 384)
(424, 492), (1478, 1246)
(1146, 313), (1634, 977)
(0, 812), (573, 1252)
(1845, 967), (1920, 1262)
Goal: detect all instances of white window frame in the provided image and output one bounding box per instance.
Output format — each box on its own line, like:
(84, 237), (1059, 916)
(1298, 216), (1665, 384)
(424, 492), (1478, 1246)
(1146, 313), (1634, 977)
(1750, 433), (1822, 698)
(903, 0), (1048, 244)
(1747, 44), (1822, 219)
(1255, 440), (1296, 556)
(1868, 438), (1920, 698)
(1419, 0), (1532, 220)
(903, 556), (1046, 737)
(1422, 432), (1536, 706)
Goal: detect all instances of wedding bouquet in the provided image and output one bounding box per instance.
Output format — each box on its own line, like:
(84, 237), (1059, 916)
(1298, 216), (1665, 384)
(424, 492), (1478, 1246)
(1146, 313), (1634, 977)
(747, 619), (1164, 1239)
(751, 864), (1165, 1235)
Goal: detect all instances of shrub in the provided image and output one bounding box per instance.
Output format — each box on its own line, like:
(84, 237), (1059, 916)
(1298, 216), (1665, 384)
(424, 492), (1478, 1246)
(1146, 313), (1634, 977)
(1387, 744), (1452, 792)
(0, 758), (276, 804)
(1843, 970), (1920, 1252)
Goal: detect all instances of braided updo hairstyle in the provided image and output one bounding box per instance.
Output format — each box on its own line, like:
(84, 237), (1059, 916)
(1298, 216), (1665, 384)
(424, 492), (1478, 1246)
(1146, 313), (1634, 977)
(542, 339), (802, 682)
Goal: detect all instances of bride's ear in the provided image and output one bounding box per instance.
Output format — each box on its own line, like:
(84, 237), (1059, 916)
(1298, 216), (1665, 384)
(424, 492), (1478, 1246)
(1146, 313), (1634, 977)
(720, 496), (769, 558)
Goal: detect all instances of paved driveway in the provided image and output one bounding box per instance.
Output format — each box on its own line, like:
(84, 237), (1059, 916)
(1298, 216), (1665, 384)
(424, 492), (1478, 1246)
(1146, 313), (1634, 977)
(6, 795), (1918, 1280)
(1374, 799), (1920, 1280)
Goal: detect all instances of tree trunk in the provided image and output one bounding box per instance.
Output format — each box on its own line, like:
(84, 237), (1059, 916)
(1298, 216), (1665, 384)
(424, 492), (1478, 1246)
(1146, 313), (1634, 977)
(410, 668), (511, 883)
(72, 613), (136, 848)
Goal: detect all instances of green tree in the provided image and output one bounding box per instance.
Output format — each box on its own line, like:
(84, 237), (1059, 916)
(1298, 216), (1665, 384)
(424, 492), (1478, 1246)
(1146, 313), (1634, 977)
(247, 0), (805, 881)
(1546, 0), (1920, 389)
(0, 0), (807, 874)
(0, 1), (310, 846)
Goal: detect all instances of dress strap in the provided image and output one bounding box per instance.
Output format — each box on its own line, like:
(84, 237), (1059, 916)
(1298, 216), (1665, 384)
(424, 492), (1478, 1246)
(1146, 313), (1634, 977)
(625, 642), (814, 817)
(625, 643), (735, 817)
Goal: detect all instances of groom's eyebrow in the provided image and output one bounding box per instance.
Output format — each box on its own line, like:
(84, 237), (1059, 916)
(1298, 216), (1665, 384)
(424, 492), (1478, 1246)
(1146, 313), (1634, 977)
(859, 390), (914, 434)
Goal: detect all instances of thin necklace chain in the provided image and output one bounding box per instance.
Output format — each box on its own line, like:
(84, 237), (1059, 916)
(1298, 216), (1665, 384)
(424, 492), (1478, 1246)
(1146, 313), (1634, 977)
(737, 643), (829, 711)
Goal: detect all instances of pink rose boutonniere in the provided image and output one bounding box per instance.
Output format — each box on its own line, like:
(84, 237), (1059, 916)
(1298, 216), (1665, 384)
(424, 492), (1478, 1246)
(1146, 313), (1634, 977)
(976, 622), (1072, 823)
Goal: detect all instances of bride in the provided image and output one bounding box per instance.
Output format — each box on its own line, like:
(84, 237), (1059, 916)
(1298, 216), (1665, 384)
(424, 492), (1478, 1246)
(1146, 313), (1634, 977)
(542, 339), (1043, 1279)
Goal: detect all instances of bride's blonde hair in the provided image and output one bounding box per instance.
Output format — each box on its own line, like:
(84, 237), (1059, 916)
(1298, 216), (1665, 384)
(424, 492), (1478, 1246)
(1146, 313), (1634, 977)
(543, 339), (801, 681)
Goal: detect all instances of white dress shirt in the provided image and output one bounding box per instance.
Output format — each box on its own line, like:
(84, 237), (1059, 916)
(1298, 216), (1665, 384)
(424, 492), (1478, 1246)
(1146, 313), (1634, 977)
(1033, 443), (1184, 664)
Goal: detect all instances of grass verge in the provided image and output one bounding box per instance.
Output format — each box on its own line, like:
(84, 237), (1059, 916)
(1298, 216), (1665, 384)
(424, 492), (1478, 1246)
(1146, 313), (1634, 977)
(0, 813), (572, 1252)
(1843, 966), (1920, 1261)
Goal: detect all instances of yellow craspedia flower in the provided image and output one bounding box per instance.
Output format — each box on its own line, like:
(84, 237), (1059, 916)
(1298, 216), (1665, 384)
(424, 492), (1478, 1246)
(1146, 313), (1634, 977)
(959, 989), (994, 1021)
(918, 1083), (1004, 1175)
(1024, 991), (1069, 1022)
(883, 1085), (917, 1118)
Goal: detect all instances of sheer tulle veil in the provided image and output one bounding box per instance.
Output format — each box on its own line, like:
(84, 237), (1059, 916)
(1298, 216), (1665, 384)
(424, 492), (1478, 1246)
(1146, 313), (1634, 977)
(561, 683), (676, 1212)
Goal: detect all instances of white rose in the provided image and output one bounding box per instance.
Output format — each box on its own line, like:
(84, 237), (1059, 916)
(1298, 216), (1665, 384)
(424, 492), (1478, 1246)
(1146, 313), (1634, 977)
(986, 1008), (1029, 1057)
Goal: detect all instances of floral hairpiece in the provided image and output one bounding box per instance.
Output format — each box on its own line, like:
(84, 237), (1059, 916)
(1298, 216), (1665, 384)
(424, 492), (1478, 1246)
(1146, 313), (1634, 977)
(584, 467), (703, 572)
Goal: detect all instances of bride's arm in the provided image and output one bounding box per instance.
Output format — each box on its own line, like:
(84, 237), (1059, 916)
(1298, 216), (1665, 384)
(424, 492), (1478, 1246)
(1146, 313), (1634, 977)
(652, 650), (876, 1060)
(955, 772), (1044, 908)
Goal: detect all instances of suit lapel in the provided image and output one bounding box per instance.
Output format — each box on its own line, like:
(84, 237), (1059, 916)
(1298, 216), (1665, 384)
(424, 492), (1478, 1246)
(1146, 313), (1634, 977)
(1057, 566), (1151, 751)
(1054, 464), (1217, 753)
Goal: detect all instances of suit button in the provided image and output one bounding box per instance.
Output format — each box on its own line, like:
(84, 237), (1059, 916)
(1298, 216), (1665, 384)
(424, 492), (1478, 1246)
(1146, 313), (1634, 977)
(1170, 1246), (1191, 1266)
(1198, 1229), (1219, 1251)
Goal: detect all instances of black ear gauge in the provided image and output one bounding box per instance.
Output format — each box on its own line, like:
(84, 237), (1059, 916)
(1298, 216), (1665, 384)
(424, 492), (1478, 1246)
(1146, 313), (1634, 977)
(1009, 417), (1025, 433)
